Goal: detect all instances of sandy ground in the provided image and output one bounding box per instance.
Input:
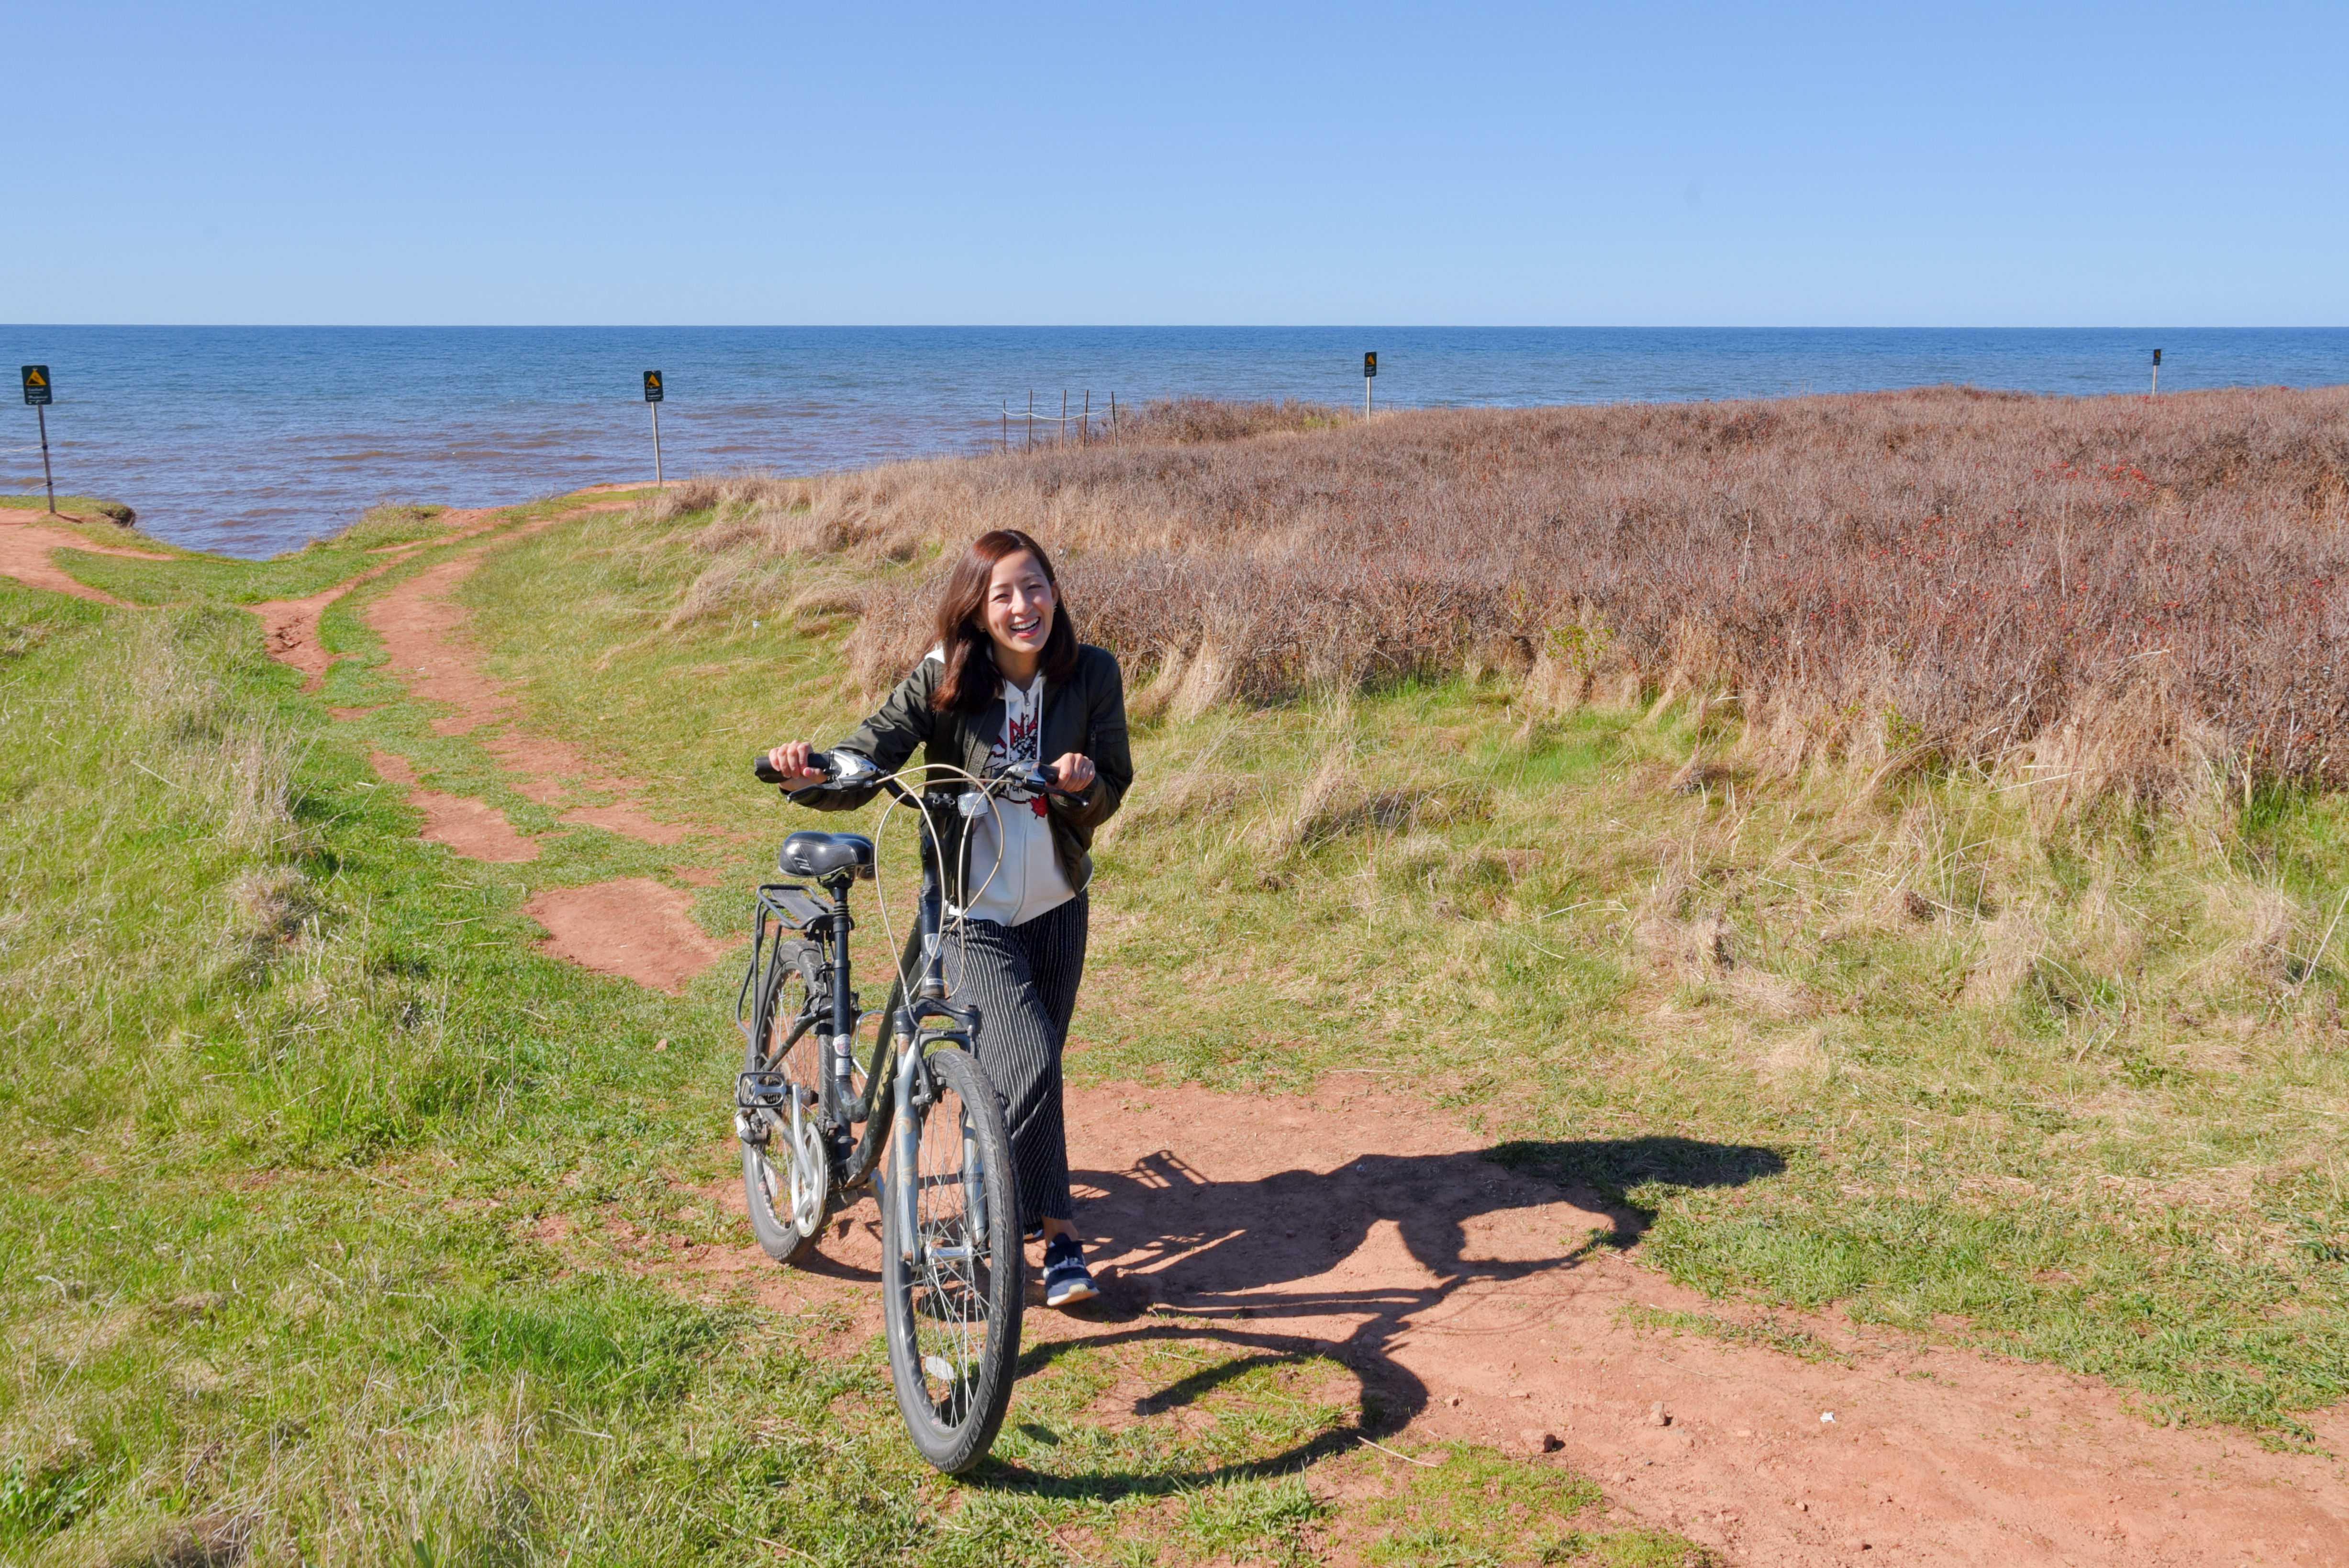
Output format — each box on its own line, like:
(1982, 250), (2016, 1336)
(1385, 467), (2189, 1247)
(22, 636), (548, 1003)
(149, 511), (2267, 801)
(223, 497), (2349, 1566)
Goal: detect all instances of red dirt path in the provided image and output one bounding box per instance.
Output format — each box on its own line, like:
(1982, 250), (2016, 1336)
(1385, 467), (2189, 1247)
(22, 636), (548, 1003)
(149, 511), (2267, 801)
(246, 507), (498, 691)
(0, 514), (171, 603)
(522, 878), (729, 994)
(678, 1083), (2349, 1566)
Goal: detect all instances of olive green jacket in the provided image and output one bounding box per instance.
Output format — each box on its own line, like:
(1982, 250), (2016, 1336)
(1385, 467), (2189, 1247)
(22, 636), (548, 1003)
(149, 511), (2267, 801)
(799, 644), (1132, 899)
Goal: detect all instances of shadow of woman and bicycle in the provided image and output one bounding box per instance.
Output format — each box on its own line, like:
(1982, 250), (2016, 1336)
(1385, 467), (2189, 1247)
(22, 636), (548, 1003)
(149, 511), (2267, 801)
(974, 1134), (1784, 1499)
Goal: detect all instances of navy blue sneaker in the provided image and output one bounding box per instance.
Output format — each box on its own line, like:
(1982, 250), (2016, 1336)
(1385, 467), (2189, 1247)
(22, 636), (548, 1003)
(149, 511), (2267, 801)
(1041, 1234), (1098, 1308)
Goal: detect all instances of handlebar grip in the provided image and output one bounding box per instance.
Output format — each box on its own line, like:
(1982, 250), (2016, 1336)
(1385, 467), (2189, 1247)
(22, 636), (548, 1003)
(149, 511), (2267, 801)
(1038, 764), (1091, 800)
(752, 749), (837, 785)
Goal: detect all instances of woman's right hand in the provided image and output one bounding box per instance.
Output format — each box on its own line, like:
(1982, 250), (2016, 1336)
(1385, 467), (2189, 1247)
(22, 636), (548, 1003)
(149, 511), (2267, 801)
(765, 742), (830, 793)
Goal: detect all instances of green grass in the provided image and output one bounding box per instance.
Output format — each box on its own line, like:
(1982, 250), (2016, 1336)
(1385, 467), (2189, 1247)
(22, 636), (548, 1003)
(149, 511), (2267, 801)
(2, 510), (1699, 1565)
(1346, 1444), (1711, 1567)
(448, 499), (2349, 1446)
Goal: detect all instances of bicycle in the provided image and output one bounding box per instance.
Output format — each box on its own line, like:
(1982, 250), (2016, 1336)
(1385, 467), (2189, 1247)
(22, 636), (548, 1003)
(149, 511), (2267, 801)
(734, 748), (1077, 1474)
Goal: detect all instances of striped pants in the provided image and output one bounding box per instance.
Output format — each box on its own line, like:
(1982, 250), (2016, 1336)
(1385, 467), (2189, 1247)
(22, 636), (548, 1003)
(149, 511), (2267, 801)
(942, 894), (1089, 1227)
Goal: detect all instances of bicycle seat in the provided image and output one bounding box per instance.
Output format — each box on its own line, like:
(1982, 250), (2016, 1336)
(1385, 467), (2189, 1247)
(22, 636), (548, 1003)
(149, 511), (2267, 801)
(779, 831), (874, 880)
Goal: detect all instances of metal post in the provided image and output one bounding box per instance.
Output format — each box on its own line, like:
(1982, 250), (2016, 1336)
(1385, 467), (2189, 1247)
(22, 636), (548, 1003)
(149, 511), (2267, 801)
(2151, 348), (2161, 397)
(1082, 389), (1090, 446)
(1001, 406), (1007, 453)
(1060, 389), (1068, 447)
(1026, 390), (1034, 452)
(1110, 391), (1118, 440)
(650, 400), (664, 487)
(36, 404), (55, 514)
(1365, 375), (1372, 419)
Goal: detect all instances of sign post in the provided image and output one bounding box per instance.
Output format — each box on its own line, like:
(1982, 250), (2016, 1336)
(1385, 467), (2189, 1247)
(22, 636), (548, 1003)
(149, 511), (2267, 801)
(2150, 348), (2161, 397)
(1363, 351), (1377, 417)
(643, 370), (665, 487)
(21, 366), (56, 514)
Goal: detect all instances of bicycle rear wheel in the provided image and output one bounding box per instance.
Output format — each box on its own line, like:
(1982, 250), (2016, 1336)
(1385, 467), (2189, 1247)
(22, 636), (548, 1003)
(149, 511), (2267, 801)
(742, 951), (830, 1264)
(880, 1045), (1024, 1474)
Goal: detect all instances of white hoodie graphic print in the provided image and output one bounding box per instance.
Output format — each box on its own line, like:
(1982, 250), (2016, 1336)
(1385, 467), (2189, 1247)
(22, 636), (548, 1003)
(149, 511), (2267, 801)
(956, 674), (1076, 926)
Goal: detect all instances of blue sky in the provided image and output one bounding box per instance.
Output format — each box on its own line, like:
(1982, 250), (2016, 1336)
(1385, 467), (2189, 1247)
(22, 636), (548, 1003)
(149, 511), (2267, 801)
(11, 2), (2344, 325)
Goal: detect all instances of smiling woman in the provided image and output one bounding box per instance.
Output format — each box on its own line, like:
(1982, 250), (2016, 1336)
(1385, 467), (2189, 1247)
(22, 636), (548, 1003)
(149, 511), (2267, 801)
(767, 528), (1135, 1306)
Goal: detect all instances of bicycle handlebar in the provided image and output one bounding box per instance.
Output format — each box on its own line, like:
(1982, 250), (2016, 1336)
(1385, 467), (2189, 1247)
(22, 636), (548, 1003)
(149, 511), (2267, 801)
(752, 750), (1084, 803)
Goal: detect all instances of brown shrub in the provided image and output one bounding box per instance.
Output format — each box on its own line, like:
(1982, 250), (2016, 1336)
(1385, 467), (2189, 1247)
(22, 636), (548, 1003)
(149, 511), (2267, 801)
(692, 385), (2349, 791)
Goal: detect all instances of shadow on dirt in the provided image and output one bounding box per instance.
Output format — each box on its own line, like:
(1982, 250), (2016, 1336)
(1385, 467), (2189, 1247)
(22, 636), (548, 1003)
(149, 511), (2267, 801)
(980, 1136), (1784, 1497)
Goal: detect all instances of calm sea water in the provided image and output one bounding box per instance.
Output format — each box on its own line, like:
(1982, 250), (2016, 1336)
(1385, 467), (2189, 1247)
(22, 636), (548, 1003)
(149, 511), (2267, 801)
(2, 326), (2342, 557)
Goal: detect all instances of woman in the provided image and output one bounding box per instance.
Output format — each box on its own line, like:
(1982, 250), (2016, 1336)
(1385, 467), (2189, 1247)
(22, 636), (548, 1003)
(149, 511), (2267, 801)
(765, 529), (1131, 1307)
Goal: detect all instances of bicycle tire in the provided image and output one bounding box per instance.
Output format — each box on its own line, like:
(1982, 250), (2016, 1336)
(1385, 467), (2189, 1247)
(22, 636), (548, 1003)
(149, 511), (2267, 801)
(742, 951), (830, 1264)
(880, 1045), (1024, 1474)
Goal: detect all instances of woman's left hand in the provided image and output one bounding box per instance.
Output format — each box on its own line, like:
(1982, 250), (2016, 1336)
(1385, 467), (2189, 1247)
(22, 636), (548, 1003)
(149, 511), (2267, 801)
(1047, 752), (1096, 794)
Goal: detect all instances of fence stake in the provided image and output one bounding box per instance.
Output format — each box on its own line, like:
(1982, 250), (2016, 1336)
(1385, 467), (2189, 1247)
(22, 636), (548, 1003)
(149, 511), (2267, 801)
(1027, 390), (1034, 452)
(1111, 391), (1118, 441)
(1082, 389), (1090, 447)
(1001, 406), (1007, 453)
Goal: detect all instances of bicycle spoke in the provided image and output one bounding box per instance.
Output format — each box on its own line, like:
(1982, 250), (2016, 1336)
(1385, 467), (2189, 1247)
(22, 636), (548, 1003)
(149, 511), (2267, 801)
(908, 1081), (995, 1415)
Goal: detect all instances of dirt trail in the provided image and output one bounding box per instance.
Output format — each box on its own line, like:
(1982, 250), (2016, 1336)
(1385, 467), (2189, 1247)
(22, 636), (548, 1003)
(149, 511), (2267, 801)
(270, 497), (720, 979)
(680, 1083), (2349, 1567)
(522, 879), (729, 993)
(368, 748), (539, 863)
(361, 513), (689, 844)
(267, 492), (2349, 1564)
(0, 514), (172, 604)
(247, 507), (498, 690)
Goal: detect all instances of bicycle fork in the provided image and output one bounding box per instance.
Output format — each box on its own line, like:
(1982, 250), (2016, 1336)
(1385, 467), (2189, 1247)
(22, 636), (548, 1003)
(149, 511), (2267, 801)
(891, 1036), (990, 1264)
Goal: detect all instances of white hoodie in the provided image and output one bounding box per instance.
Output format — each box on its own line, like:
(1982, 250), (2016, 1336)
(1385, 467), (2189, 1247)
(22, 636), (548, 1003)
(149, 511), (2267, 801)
(953, 672), (1077, 926)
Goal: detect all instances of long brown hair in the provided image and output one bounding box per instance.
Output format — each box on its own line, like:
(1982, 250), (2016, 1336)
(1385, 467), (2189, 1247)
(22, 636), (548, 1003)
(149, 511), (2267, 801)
(931, 530), (1079, 713)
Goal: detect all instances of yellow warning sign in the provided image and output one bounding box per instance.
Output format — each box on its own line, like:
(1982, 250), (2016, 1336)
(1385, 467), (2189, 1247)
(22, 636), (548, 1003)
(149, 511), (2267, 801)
(642, 369), (664, 403)
(21, 365), (52, 406)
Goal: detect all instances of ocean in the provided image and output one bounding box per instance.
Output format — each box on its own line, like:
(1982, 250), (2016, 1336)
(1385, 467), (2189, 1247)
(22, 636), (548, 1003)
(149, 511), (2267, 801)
(2, 326), (2342, 557)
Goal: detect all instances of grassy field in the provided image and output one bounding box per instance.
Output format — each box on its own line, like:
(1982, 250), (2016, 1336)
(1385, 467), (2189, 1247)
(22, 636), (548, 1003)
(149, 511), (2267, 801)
(1, 507), (1707, 1565)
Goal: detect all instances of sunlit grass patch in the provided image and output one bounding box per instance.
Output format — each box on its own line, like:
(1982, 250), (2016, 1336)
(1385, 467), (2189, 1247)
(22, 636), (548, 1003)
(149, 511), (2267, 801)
(1337, 1443), (1714, 1568)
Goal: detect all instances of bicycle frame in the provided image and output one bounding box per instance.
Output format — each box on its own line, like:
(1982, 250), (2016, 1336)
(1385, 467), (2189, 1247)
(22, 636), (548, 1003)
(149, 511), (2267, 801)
(735, 777), (984, 1250)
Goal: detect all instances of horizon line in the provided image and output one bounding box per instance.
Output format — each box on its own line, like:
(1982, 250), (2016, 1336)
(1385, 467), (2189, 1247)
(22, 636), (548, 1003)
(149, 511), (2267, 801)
(7, 322), (2348, 334)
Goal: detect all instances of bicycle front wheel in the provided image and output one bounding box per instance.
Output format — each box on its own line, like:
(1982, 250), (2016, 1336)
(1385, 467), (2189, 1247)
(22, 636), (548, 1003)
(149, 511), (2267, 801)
(880, 1045), (1024, 1474)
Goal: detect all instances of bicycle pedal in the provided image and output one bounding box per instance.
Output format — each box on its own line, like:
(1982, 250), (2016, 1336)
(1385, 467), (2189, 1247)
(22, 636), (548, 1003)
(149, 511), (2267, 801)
(735, 1070), (792, 1110)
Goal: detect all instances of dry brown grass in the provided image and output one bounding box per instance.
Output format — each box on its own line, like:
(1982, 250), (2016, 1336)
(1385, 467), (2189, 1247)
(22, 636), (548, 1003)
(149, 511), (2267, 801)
(673, 385), (2349, 797)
